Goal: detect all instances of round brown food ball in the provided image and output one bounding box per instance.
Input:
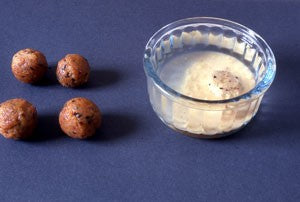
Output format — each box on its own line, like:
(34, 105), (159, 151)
(59, 97), (101, 139)
(0, 98), (37, 139)
(56, 54), (90, 87)
(11, 48), (48, 83)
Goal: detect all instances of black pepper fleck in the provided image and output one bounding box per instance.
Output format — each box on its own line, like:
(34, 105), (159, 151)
(85, 115), (94, 124)
(74, 112), (82, 118)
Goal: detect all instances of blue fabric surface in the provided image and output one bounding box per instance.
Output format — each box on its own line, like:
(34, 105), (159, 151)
(0, 0), (299, 201)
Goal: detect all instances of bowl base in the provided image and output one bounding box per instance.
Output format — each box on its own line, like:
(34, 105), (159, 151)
(160, 117), (248, 139)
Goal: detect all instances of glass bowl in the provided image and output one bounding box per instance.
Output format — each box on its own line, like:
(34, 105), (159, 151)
(143, 17), (276, 138)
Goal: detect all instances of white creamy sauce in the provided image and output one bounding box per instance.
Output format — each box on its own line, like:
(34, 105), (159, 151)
(160, 51), (257, 135)
(179, 51), (255, 100)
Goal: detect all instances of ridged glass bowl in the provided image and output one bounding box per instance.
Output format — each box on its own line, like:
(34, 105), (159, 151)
(143, 17), (276, 138)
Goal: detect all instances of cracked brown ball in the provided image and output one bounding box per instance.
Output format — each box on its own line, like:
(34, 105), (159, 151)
(59, 97), (101, 139)
(0, 98), (37, 140)
(11, 48), (48, 83)
(56, 54), (90, 87)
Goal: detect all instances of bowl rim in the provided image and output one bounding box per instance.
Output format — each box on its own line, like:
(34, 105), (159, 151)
(143, 17), (276, 104)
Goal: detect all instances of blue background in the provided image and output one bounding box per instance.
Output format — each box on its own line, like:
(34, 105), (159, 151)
(0, 0), (299, 201)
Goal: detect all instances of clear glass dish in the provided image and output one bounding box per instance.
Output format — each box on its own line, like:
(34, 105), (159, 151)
(143, 17), (276, 138)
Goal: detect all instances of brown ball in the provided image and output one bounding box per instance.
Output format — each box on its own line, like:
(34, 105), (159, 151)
(56, 54), (90, 87)
(11, 48), (48, 83)
(0, 98), (37, 140)
(59, 97), (101, 139)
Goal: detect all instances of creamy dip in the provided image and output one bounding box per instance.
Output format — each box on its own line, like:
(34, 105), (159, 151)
(160, 50), (257, 135)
